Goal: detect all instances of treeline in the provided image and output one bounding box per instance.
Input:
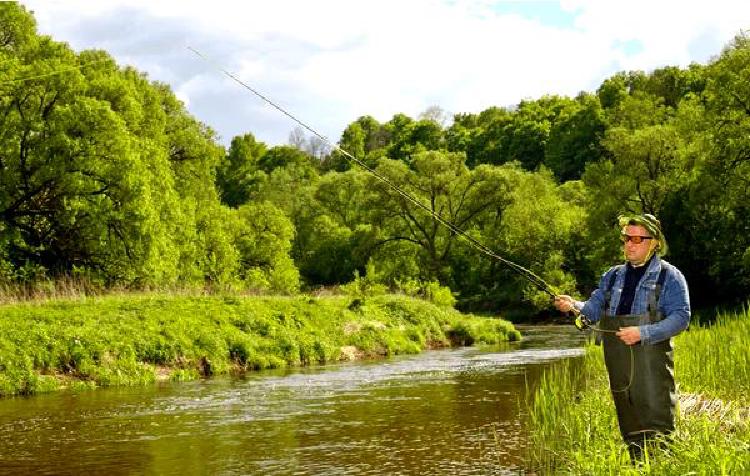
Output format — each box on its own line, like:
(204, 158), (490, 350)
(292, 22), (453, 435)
(0, 4), (298, 293)
(2, 3), (749, 311)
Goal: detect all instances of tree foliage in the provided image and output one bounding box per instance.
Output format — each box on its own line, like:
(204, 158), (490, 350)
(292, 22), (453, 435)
(0, 3), (298, 291)
(4, 3), (750, 312)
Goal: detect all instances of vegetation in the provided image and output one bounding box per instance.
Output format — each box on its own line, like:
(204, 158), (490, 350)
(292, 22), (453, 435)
(3, 4), (750, 316)
(1, 2), (749, 407)
(525, 307), (750, 474)
(1, 6), (749, 474)
(0, 293), (520, 396)
(0, 6), (745, 311)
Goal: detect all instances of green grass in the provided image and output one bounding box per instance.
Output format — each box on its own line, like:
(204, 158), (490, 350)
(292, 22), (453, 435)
(677, 306), (750, 403)
(0, 293), (520, 397)
(525, 306), (750, 474)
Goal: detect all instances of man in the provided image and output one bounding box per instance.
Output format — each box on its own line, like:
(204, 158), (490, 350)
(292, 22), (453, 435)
(554, 214), (690, 461)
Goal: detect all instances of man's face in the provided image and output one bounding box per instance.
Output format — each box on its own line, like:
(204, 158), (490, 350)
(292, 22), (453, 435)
(622, 224), (654, 265)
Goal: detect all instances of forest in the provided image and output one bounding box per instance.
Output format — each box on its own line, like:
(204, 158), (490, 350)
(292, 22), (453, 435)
(2, 3), (750, 314)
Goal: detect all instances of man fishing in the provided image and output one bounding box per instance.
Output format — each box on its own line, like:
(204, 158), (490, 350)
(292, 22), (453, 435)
(553, 213), (691, 461)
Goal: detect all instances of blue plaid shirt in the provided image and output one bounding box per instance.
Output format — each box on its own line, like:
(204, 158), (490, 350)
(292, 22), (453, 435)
(574, 255), (691, 345)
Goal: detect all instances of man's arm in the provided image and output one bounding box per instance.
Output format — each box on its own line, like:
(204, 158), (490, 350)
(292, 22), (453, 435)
(555, 268), (613, 324)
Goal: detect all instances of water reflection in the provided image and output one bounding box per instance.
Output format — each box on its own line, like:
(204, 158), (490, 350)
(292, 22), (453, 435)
(0, 325), (586, 475)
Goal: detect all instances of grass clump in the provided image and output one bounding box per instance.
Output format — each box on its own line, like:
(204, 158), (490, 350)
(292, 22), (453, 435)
(525, 306), (750, 474)
(0, 293), (519, 397)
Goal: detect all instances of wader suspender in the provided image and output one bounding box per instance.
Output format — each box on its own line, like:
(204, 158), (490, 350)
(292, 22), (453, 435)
(604, 265), (669, 316)
(597, 264), (668, 352)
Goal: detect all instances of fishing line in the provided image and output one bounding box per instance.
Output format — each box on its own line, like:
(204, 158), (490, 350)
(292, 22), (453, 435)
(0, 58), (112, 85)
(187, 46), (558, 298)
(188, 46), (641, 392)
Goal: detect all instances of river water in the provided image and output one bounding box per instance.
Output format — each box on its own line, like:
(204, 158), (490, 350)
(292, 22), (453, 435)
(0, 325), (585, 475)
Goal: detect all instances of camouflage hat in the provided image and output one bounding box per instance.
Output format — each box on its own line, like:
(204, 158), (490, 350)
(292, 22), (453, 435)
(617, 213), (668, 256)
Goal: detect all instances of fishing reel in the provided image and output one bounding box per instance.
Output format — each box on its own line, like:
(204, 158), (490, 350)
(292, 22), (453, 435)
(553, 294), (591, 331)
(571, 308), (592, 331)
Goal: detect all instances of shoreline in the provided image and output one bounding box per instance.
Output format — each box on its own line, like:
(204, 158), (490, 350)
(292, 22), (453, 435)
(0, 293), (521, 397)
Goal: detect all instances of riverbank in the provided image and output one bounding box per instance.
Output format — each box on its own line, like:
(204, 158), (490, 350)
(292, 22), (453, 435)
(0, 293), (520, 397)
(525, 306), (750, 474)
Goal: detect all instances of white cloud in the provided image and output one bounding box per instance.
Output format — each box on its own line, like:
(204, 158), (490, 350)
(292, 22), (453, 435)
(20, 0), (750, 147)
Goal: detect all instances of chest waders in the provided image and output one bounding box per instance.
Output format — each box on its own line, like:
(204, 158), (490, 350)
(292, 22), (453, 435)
(598, 266), (674, 450)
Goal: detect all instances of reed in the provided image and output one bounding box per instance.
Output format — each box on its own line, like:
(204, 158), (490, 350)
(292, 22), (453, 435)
(525, 306), (750, 474)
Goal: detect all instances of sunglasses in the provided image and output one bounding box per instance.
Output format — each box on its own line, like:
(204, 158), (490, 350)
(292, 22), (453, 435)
(620, 234), (653, 244)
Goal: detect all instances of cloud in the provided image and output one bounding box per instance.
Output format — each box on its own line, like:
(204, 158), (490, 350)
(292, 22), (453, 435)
(21, 0), (750, 147)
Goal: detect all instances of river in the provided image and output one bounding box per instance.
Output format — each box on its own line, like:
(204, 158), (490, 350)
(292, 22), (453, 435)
(0, 325), (586, 475)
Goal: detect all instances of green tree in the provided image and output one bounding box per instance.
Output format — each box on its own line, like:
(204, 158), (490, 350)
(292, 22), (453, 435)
(367, 151), (513, 285)
(302, 169), (380, 284)
(258, 145), (314, 174)
(0, 23), (181, 283)
(644, 65), (704, 108)
(544, 93), (607, 181)
(216, 133), (267, 207)
(0, 3), (36, 54)
(581, 92), (691, 278)
(0, 4), (255, 289)
(493, 168), (587, 310)
(661, 34), (750, 306)
(445, 112), (478, 154)
(325, 116), (389, 172)
(457, 107), (512, 166)
(231, 202), (299, 293)
(462, 97), (574, 170)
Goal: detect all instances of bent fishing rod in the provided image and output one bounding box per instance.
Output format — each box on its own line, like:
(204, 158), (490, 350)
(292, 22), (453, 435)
(188, 46), (594, 330)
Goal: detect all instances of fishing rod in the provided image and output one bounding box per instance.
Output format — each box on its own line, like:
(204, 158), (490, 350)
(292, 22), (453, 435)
(187, 46), (593, 330)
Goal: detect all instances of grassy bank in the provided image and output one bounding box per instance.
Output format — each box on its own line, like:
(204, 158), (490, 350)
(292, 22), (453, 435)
(526, 306), (750, 474)
(0, 293), (520, 397)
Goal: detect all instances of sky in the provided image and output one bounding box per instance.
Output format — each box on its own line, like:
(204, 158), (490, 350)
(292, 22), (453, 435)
(20, 0), (750, 148)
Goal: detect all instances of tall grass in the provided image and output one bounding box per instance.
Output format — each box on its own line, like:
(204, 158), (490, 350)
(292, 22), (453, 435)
(0, 275), (106, 304)
(0, 293), (520, 397)
(525, 306), (750, 474)
(677, 306), (750, 404)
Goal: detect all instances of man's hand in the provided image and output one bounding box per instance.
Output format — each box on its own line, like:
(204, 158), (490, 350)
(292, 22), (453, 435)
(553, 295), (575, 313)
(616, 326), (641, 345)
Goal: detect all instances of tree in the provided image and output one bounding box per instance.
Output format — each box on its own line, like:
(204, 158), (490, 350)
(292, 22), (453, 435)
(381, 113), (413, 162)
(288, 126), (306, 149)
(0, 3), (36, 54)
(257, 145), (314, 174)
(458, 107), (512, 166)
(231, 202), (299, 293)
(305, 135), (330, 161)
(445, 112), (478, 154)
(461, 97), (574, 170)
(419, 105), (451, 127)
(216, 133), (266, 207)
(366, 151), (514, 285)
(297, 169), (378, 284)
(0, 4), (266, 289)
(0, 22), (184, 283)
(492, 168), (587, 310)
(660, 33), (750, 306)
(581, 95), (691, 280)
(599, 125), (686, 215)
(324, 116), (387, 172)
(544, 93), (607, 181)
